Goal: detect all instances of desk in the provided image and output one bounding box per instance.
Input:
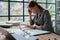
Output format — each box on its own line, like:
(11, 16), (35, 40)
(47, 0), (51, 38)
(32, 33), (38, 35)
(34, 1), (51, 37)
(36, 33), (60, 40)
(6, 25), (60, 40)
(7, 25), (60, 40)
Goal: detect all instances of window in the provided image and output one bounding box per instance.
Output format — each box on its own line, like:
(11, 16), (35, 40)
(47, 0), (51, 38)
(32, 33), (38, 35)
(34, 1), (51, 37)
(25, 16), (29, 22)
(39, 4), (46, 9)
(0, 0), (56, 24)
(37, 0), (46, 3)
(10, 17), (23, 21)
(10, 2), (23, 22)
(24, 3), (28, 15)
(10, 0), (23, 1)
(0, 17), (8, 22)
(0, 2), (8, 22)
(10, 2), (23, 15)
(0, 0), (8, 1)
(47, 0), (55, 3)
(0, 2), (8, 16)
(46, 0), (55, 27)
(24, 0), (30, 1)
(47, 4), (55, 20)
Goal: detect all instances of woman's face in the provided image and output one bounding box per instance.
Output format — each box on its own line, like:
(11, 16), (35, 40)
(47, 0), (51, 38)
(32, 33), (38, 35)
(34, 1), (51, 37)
(29, 5), (38, 14)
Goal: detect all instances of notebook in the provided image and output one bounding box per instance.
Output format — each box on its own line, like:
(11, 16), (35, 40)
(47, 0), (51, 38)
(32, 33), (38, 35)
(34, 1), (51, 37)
(11, 34), (38, 40)
(25, 29), (50, 36)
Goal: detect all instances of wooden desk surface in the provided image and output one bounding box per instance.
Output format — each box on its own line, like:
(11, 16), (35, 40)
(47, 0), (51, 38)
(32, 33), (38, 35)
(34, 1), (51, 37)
(36, 33), (60, 40)
(2, 25), (60, 40)
(9, 25), (60, 40)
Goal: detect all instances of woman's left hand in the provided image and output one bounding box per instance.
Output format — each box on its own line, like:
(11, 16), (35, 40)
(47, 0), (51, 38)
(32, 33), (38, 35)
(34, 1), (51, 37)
(35, 26), (41, 30)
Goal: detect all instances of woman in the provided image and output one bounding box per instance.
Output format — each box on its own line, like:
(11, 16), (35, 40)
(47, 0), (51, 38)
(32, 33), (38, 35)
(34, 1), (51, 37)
(26, 1), (54, 32)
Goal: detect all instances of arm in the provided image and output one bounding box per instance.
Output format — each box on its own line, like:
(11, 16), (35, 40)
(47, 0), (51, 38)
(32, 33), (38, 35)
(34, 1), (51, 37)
(28, 9), (34, 25)
(42, 10), (54, 32)
(29, 14), (34, 25)
(26, 9), (34, 28)
(32, 10), (53, 30)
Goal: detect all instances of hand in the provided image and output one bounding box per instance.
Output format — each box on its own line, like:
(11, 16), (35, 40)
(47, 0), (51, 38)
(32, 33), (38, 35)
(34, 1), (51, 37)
(28, 9), (32, 15)
(25, 24), (34, 29)
(25, 24), (30, 27)
(35, 26), (41, 30)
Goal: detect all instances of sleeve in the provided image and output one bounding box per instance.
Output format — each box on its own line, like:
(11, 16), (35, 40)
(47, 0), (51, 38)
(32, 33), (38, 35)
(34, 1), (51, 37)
(30, 15), (37, 25)
(30, 19), (34, 25)
(30, 15), (36, 25)
(41, 10), (53, 32)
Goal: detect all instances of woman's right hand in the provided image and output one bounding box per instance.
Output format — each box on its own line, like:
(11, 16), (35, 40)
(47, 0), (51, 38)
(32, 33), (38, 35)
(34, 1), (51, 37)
(25, 24), (35, 29)
(28, 9), (32, 15)
(28, 9), (32, 21)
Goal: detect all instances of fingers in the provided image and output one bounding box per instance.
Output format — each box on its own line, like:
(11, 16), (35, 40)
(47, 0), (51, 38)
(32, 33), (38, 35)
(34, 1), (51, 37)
(28, 9), (32, 15)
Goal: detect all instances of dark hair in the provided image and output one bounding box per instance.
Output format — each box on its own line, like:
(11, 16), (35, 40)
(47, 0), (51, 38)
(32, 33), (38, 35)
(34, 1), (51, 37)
(28, 1), (44, 10)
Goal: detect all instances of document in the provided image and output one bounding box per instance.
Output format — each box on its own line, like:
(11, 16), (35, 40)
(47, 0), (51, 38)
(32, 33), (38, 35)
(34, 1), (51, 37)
(5, 29), (24, 35)
(11, 34), (28, 40)
(11, 34), (38, 40)
(25, 29), (50, 36)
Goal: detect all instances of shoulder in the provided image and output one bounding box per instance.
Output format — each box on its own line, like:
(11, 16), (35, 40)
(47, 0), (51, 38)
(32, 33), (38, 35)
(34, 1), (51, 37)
(43, 10), (50, 15)
(43, 10), (51, 17)
(44, 10), (49, 13)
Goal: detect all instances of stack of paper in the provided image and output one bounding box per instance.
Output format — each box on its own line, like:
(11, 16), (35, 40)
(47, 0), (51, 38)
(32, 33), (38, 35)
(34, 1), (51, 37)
(6, 21), (21, 26)
(0, 23), (12, 28)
